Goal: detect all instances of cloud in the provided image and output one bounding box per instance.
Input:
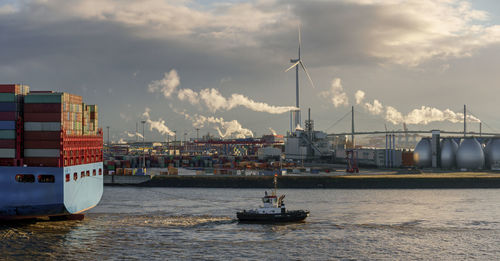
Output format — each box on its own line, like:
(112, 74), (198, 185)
(320, 78), (349, 108)
(0, 4), (16, 15)
(142, 107), (175, 136)
(345, 0), (500, 66)
(148, 70), (180, 98)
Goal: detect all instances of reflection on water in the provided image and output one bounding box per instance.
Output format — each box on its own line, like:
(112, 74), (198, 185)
(1, 188), (499, 260)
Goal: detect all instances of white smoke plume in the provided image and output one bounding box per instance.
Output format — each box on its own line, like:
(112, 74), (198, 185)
(177, 88), (199, 104)
(126, 131), (144, 139)
(142, 108), (175, 136)
(355, 90), (365, 105)
(364, 99), (384, 115)
(150, 70), (296, 114)
(178, 88), (298, 114)
(173, 109), (253, 138)
(269, 127), (277, 135)
(117, 138), (127, 144)
(320, 78), (349, 108)
(357, 90), (481, 125)
(148, 70), (180, 98)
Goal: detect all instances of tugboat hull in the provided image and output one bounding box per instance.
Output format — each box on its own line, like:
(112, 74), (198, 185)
(237, 210), (309, 223)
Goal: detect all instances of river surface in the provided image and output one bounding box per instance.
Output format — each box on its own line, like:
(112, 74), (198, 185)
(1, 188), (499, 260)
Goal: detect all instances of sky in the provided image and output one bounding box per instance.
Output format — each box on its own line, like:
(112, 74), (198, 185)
(1, 0), (500, 142)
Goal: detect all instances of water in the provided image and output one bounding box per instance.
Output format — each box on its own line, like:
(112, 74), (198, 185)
(1, 188), (499, 260)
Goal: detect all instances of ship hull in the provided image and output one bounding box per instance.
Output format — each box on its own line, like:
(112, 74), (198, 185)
(237, 210), (309, 223)
(0, 162), (103, 220)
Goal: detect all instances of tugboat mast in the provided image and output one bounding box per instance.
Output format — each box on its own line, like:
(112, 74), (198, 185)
(273, 174), (277, 196)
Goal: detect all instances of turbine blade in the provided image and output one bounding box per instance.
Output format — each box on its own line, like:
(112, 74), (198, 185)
(285, 61), (300, 72)
(300, 61), (315, 88)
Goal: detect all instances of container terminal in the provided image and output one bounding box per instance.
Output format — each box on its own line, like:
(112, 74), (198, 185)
(103, 105), (500, 188)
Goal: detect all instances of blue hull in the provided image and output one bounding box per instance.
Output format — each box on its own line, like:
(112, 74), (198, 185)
(0, 162), (103, 219)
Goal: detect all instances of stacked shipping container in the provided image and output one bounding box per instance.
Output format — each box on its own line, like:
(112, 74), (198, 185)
(0, 84), (29, 165)
(0, 85), (102, 167)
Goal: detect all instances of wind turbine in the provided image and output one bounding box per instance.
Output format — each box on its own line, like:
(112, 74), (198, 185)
(285, 24), (315, 130)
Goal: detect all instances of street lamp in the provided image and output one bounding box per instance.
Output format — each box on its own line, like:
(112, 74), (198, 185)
(141, 120), (146, 169)
(184, 131), (187, 154)
(106, 126), (110, 146)
(173, 130), (177, 156)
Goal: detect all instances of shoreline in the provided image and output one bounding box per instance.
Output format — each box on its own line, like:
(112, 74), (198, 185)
(105, 173), (500, 189)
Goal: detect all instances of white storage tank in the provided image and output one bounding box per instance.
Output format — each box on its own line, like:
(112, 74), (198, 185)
(440, 138), (458, 169)
(484, 138), (500, 170)
(414, 138), (432, 168)
(456, 138), (484, 170)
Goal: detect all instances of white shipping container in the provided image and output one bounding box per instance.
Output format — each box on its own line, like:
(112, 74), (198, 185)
(24, 122), (62, 131)
(0, 148), (15, 158)
(24, 149), (60, 157)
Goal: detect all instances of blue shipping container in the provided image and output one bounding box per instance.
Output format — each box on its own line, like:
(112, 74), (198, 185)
(0, 103), (18, 112)
(0, 121), (16, 130)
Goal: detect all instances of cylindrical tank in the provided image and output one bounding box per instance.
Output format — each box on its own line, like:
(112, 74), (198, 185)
(440, 138), (458, 169)
(484, 138), (500, 170)
(456, 138), (484, 170)
(413, 138), (432, 168)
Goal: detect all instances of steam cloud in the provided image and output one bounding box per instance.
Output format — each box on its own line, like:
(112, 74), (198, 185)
(149, 70), (297, 114)
(142, 108), (175, 136)
(320, 78), (349, 108)
(355, 90), (365, 105)
(174, 109), (253, 139)
(148, 70), (180, 98)
(355, 90), (480, 125)
(126, 131), (144, 139)
(178, 87), (298, 114)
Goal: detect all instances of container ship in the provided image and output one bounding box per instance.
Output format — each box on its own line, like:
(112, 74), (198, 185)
(0, 84), (103, 220)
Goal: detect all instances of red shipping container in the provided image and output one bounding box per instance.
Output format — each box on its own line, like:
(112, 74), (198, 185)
(0, 112), (18, 121)
(24, 131), (62, 141)
(24, 140), (61, 149)
(0, 158), (16, 166)
(0, 84), (18, 93)
(0, 140), (15, 148)
(23, 157), (59, 167)
(24, 103), (63, 113)
(24, 112), (62, 122)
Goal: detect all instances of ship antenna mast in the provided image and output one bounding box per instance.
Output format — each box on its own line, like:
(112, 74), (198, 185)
(273, 174), (278, 196)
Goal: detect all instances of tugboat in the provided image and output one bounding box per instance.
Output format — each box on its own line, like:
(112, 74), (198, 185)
(236, 174), (309, 223)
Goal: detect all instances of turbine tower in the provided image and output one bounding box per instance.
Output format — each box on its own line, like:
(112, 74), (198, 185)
(285, 24), (315, 130)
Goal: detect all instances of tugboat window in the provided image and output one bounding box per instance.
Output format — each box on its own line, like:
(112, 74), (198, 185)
(38, 175), (55, 183)
(15, 174), (35, 183)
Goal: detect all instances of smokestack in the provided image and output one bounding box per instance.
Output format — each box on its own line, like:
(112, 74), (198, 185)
(308, 108), (311, 123)
(464, 104), (466, 138)
(351, 106), (355, 149)
(136, 122), (138, 142)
